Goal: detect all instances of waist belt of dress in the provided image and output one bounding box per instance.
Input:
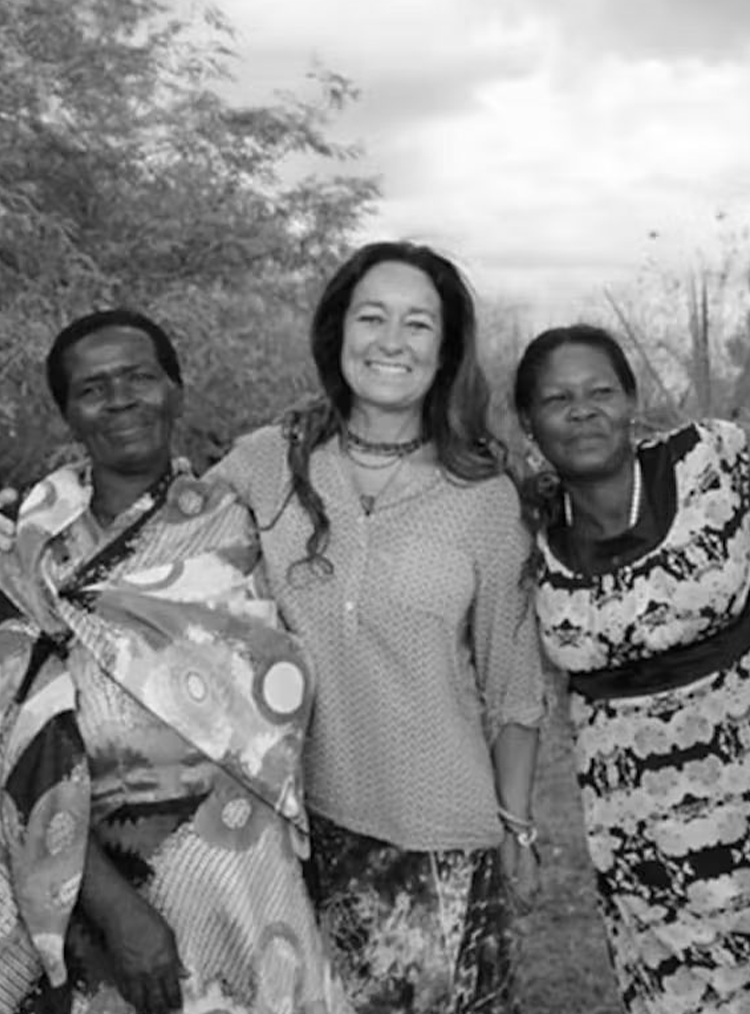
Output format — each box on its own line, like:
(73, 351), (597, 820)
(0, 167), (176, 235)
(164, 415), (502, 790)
(568, 591), (750, 701)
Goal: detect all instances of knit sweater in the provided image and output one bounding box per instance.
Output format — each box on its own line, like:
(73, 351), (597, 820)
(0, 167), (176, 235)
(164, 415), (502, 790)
(209, 426), (545, 851)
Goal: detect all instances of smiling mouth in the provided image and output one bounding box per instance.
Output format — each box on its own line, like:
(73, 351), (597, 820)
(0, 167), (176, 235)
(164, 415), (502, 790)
(107, 423), (151, 439)
(570, 431), (607, 442)
(365, 360), (411, 374)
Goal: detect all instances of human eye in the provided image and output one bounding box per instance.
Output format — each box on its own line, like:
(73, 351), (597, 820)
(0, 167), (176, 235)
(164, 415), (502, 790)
(132, 368), (158, 383)
(540, 391), (568, 407)
(73, 380), (105, 401)
(355, 310), (384, 325)
(406, 317), (433, 332)
(591, 384), (616, 399)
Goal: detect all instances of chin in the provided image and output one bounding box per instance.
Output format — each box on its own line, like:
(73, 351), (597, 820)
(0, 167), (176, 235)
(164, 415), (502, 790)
(562, 456), (613, 479)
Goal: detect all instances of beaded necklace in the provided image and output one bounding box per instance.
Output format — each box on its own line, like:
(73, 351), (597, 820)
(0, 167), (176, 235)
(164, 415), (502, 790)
(345, 429), (424, 458)
(563, 456), (642, 531)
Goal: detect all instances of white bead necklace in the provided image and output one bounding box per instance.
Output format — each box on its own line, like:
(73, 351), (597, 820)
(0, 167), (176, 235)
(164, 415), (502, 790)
(564, 456), (642, 530)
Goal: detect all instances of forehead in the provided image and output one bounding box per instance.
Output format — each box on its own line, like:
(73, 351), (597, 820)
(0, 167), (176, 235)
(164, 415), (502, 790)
(536, 343), (623, 387)
(350, 260), (441, 310)
(65, 327), (160, 379)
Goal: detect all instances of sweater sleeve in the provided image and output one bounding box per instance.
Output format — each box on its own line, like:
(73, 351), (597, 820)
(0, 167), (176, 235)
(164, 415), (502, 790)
(471, 475), (547, 739)
(205, 425), (287, 523)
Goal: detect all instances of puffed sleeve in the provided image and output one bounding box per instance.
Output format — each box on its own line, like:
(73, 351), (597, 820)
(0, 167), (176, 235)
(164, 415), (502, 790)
(470, 474), (547, 740)
(697, 418), (750, 492)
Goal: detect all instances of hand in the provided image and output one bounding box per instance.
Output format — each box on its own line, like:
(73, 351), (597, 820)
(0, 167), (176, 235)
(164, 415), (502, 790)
(100, 889), (185, 1014)
(0, 488), (19, 550)
(500, 833), (540, 915)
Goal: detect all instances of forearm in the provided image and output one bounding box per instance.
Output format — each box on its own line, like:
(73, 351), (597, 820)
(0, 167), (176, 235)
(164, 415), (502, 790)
(78, 832), (184, 1010)
(79, 831), (136, 929)
(491, 722), (540, 821)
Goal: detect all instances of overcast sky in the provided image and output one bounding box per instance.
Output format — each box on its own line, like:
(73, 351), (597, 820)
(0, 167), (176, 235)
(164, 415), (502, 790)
(184, 0), (750, 321)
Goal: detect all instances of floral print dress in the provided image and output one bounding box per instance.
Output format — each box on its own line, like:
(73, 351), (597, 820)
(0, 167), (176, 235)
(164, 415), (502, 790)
(535, 420), (750, 1014)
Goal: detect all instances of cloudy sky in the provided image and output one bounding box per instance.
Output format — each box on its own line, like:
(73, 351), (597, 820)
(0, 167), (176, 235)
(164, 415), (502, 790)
(186, 0), (750, 321)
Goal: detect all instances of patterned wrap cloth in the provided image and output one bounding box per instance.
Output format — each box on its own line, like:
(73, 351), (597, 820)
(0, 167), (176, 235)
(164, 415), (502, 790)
(0, 463), (350, 1014)
(535, 420), (750, 1014)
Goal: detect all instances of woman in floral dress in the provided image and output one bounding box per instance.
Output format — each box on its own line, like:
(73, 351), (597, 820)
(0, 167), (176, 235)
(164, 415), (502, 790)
(513, 323), (750, 1014)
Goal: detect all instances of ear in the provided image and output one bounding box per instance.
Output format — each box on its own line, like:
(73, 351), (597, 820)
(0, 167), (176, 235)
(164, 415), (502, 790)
(63, 408), (84, 443)
(627, 395), (640, 427)
(170, 383), (185, 420)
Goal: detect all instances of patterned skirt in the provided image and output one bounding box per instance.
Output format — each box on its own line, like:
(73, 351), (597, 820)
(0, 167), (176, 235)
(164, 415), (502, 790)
(570, 657), (750, 1014)
(306, 813), (519, 1014)
(18, 798), (349, 1014)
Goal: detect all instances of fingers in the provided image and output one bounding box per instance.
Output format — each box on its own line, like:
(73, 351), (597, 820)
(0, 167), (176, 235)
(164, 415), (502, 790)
(162, 967), (184, 1012)
(0, 488), (18, 512)
(118, 972), (147, 1014)
(0, 489), (19, 551)
(506, 845), (542, 915)
(118, 967), (183, 1014)
(145, 972), (177, 1014)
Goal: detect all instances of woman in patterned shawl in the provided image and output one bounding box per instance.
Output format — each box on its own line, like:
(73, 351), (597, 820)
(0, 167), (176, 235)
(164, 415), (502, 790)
(514, 323), (750, 1014)
(0, 310), (349, 1014)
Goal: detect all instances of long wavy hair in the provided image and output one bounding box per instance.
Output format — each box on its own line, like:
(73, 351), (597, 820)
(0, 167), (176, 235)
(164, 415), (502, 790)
(281, 241), (506, 574)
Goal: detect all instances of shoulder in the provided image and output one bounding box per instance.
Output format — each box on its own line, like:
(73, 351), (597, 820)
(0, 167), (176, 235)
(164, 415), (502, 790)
(466, 470), (522, 511)
(209, 424), (285, 479)
(205, 424), (287, 509)
(693, 417), (749, 460)
(225, 424), (287, 466)
(641, 419), (749, 512)
(447, 471), (529, 548)
(642, 418), (748, 463)
(18, 462), (89, 523)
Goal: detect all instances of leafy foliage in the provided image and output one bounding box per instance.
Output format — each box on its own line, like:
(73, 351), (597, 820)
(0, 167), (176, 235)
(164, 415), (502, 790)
(0, 0), (379, 483)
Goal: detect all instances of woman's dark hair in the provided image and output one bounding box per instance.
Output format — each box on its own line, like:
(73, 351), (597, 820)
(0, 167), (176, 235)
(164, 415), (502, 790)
(46, 308), (183, 413)
(513, 323), (637, 417)
(283, 240), (505, 573)
(512, 323), (637, 540)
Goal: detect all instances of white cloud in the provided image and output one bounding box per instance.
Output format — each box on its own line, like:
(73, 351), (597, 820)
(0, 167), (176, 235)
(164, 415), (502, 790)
(179, 0), (750, 318)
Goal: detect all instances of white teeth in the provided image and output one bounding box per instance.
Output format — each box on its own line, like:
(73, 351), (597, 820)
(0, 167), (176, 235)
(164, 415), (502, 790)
(367, 361), (409, 373)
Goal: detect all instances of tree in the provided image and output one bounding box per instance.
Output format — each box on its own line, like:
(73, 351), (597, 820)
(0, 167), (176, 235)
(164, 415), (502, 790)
(0, 0), (379, 482)
(599, 213), (750, 428)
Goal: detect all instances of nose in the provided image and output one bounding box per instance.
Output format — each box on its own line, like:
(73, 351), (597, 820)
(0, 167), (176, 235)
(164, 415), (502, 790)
(376, 319), (407, 352)
(104, 375), (138, 409)
(568, 395), (597, 420)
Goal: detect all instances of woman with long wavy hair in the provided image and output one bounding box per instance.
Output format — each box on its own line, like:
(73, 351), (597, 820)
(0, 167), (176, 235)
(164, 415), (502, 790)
(211, 241), (546, 1012)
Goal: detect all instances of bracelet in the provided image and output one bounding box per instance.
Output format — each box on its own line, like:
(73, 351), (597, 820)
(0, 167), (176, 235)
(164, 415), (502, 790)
(497, 803), (534, 830)
(497, 803), (538, 848)
(506, 824), (539, 848)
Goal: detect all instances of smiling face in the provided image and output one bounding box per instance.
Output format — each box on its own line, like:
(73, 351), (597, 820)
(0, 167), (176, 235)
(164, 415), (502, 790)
(63, 326), (183, 479)
(523, 343), (636, 480)
(341, 260), (443, 428)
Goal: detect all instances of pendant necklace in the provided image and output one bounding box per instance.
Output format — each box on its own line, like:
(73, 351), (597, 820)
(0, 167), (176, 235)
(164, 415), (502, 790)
(357, 454), (410, 516)
(564, 456), (642, 530)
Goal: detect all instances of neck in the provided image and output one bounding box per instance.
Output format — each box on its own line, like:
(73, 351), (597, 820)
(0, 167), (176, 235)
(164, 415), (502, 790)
(563, 455), (639, 538)
(347, 405), (422, 443)
(90, 460), (170, 524)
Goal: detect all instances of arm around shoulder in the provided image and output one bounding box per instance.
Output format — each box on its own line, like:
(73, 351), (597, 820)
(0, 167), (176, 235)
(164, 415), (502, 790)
(204, 425), (287, 518)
